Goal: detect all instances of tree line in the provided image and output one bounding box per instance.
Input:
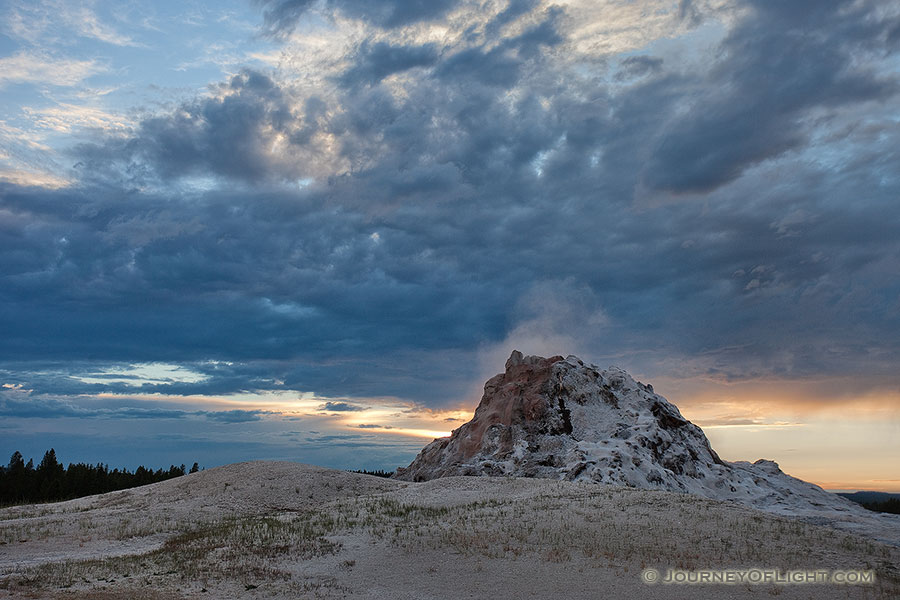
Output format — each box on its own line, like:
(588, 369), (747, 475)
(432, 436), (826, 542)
(0, 449), (200, 505)
(350, 469), (394, 478)
(862, 498), (900, 515)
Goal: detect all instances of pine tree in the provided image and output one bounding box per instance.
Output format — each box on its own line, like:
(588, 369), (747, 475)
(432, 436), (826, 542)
(36, 449), (65, 500)
(1, 450), (197, 503)
(3, 451), (27, 502)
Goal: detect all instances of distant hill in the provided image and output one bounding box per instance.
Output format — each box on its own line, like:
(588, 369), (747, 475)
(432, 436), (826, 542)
(838, 491), (900, 514)
(838, 491), (900, 504)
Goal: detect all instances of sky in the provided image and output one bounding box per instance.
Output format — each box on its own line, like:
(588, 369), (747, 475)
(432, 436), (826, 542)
(0, 0), (898, 491)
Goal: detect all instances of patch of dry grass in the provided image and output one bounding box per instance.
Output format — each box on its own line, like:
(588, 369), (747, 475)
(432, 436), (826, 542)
(2, 466), (898, 599)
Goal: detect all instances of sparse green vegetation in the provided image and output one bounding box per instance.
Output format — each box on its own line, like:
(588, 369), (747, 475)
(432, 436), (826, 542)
(5, 513), (346, 596)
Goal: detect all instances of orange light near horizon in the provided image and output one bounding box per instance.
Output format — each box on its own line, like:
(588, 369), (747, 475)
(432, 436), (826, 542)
(653, 375), (900, 422)
(379, 427), (452, 439)
(91, 390), (334, 413)
(817, 480), (900, 494)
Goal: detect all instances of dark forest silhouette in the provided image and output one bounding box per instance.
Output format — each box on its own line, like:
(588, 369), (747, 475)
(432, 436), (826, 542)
(857, 497), (900, 515)
(350, 469), (393, 478)
(0, 449), (200, 505)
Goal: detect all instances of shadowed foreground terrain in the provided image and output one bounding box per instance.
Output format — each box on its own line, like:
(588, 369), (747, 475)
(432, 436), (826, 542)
(1, 462), (898, 599)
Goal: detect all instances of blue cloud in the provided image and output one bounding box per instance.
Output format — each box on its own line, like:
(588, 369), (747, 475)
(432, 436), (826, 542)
(320, 402), (367, 412)
(204, 409), (269, 423)
(338, 41), (439, 88)
(257, 0), (461, 35)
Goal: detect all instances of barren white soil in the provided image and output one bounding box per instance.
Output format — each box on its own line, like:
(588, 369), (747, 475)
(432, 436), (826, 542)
(1, 462), (898, 599)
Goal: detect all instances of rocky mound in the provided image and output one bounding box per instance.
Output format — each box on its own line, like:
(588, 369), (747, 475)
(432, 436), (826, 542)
(395, 351), (863, 518)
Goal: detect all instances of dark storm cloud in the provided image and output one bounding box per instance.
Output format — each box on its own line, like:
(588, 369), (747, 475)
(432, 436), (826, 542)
(641, 0), (900, 194)
(435, 9), (562, 87)
(615, 55), (663, 81)
(320, 401), (366, 412)
(204, 409), (269, 423)
(336, 0), (460, 29)
(677, 0), (702, 26)
(338, 41), (439, 88)
(485, 0), (542, 37)
(0, 394), (190, 420)
(255, 0), (317, 37)
(0, 389), (279, 424)
(257, 0), (460, 36)
(2, 0), (900, 416)
(73, 69), (308, 185)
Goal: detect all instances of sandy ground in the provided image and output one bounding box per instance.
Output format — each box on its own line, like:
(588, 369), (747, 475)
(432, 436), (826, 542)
(1, 462), (898, 599)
